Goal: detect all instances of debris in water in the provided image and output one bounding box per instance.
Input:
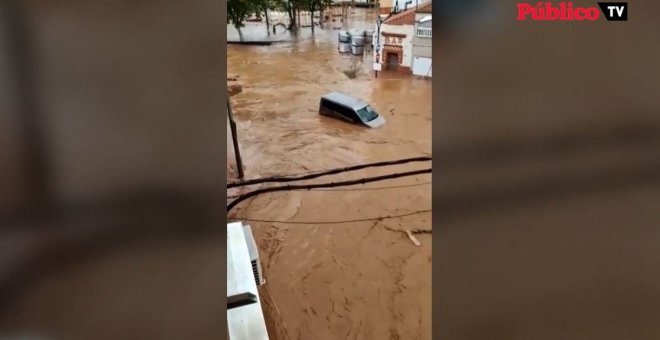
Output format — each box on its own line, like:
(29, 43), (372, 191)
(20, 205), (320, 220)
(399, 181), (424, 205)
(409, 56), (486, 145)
(228, 74), (242, 96)
(406, 230), (422, 247)
(229, 84), (242, 96)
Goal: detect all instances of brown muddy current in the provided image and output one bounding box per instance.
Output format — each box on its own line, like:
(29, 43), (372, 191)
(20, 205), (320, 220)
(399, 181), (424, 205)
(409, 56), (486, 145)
(228, 8), (432, 340)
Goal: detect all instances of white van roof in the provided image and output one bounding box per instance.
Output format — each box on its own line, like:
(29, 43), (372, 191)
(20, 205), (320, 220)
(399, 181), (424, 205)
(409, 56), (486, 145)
(322, 92), (369, 111)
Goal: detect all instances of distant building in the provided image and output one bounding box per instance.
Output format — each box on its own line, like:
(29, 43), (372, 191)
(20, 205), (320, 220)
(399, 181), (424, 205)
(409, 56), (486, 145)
(378, 0), (395, 14)
(379, 0), (431, 15)
(375, 2), (431, 77)
(411, 5), (432, 77)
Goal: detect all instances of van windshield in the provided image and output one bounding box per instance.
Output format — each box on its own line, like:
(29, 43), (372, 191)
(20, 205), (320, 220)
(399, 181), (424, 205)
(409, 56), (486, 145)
(356, 106), (379, 122)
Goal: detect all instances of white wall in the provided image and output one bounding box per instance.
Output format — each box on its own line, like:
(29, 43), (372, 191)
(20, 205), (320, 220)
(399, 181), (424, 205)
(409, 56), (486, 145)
(415, 13), (432, 23)
(412, 56), (432, 77)
(379, 24), (415, 67)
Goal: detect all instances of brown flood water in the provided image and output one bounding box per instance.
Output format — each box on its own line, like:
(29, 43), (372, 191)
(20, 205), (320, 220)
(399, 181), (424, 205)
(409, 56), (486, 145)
(228, 8), (432, 340)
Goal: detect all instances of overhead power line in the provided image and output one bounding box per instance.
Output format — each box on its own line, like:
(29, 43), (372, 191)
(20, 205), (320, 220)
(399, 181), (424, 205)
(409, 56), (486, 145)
(227, 156), (432, 188)
(226, 181), (432, 198)
(227, 168), (432, 213)
(229, 209), (432, 225)
(311, 181), (431, 191)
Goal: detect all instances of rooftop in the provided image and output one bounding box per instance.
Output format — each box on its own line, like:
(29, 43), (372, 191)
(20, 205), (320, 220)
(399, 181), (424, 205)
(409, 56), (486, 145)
(322, 92), (370, 110)
(383, 2), (432, 25)
(416, 2), (432, 13)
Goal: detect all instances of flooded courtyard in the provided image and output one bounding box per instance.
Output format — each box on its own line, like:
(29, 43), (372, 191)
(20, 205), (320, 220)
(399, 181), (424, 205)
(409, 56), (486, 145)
(228, 8), (432, 340)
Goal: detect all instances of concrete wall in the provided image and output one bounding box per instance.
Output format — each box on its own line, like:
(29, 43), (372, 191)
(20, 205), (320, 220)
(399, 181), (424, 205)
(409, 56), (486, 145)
(412, 44), (432, 58)
(412, 18), (432, 58)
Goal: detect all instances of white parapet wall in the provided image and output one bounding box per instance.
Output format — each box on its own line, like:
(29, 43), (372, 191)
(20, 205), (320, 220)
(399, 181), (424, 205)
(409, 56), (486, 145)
(227, 222), (269, 340)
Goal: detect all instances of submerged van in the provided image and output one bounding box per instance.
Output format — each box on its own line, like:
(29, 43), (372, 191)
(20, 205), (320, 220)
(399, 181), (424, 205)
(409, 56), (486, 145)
(319, 92), (386, 128)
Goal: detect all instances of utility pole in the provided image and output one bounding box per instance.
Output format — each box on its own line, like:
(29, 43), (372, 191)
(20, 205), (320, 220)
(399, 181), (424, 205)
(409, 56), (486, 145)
(374, 15), (383, 78)
(227, 97), (245, 179)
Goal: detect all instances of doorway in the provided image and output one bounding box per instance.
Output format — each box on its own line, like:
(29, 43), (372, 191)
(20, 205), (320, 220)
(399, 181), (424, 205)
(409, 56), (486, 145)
(386, 53), (398, 71)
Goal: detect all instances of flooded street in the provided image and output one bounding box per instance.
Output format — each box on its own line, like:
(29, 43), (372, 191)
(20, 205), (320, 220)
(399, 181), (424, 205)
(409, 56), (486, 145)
(228, 8), (432, 340)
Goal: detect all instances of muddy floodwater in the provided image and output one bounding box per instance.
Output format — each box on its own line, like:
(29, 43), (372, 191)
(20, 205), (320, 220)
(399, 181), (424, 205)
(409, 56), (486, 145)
(228, 8), (432, 340)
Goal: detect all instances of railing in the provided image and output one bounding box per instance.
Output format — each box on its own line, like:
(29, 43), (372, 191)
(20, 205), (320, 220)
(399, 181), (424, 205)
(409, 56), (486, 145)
(416, 27), (432, 38)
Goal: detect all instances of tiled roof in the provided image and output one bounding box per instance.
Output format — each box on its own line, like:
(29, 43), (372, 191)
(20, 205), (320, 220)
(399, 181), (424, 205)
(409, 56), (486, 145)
(383, 7), (416, 25)
(416, 2), (432, 13)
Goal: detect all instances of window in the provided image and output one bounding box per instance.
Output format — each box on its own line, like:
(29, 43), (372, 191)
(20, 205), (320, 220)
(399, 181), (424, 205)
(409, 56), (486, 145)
(356, 106), (379, 122)
(321, 99), (358, 122)
(416, 27), (432, 38)
(321, 100), (339, 113)
(339, 105), (360, 122)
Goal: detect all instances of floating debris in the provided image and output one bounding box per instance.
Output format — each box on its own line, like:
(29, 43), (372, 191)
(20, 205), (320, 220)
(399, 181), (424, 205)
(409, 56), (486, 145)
(406, 229), (422, 247)
(228, 74), (242, 96)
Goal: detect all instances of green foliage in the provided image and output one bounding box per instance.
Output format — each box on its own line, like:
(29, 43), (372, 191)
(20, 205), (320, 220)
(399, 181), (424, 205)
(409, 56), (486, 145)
(229, 0), (272, 40)
(254, 0), (276, 10)
(304, 0), (332, 12)
(273, 0), (301, 29)
(228, 0), (331, 33)
(227, 0), (254, 29)
(302, 0), (332, 31)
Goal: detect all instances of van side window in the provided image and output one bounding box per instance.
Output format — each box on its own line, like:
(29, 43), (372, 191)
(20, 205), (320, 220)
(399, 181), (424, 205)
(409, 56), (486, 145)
(342, 106), (360, 122)
(321, 98), (361, 122)
(325, 101), (345, 115)
(329, 102), (343, 114)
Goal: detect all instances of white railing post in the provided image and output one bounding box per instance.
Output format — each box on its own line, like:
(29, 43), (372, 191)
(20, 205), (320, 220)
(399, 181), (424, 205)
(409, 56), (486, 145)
(416, 27), (431, 38)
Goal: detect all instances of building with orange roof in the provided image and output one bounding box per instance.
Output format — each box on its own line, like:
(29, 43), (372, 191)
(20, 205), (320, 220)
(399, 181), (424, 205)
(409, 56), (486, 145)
(374, 1), (432, 77)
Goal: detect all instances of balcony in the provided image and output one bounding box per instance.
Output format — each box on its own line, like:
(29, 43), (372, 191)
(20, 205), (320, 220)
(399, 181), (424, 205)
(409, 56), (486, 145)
(416, 27), (432, 38)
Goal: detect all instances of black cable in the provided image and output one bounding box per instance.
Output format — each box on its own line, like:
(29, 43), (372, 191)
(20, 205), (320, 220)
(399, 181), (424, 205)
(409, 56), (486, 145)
(251, 162), (365, 178)
(229, 209), (431, 225)
(226, 181), (432, 198)
(227, 168), (432, 213)
(304, 181), (432, 191)
(227, 156), (431, 188)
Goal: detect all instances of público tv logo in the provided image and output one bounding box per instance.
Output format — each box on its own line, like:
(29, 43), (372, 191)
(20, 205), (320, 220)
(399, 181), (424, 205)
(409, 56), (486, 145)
(517, 2), (628, 21)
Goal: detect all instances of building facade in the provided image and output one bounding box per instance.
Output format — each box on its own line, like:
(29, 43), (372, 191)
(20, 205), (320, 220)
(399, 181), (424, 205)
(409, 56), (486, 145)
(375, 2), (432, 76)
(378, 24), (414, 72)
(411, 6), (432, 77)
(379, 0), (432, 15)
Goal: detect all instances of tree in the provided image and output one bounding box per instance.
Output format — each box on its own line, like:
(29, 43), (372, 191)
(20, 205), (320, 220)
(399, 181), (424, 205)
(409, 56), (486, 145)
(276, 0), (300, 30)
(228, 0), (255, 41)
(303, 0), (332, 33)
(318, 0), (332, 28)
(254, 0), (275, 35)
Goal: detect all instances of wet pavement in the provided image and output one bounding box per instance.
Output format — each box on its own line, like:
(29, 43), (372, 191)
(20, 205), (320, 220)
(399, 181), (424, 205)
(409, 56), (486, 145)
(228, 8), (432, 340)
